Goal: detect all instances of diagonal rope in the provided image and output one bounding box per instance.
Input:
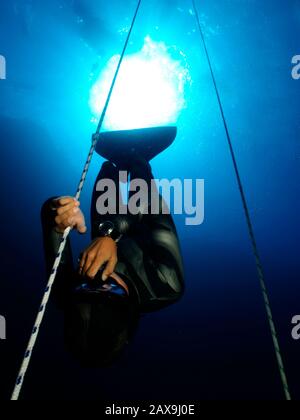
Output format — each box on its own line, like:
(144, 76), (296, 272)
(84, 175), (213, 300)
(192, 0), (291, 401)
(11, 0), (143, 401)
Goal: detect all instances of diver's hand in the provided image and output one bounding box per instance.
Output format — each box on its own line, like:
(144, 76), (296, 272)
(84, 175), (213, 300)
(52, 196), (87, 234)
(79, 237), (118, 281)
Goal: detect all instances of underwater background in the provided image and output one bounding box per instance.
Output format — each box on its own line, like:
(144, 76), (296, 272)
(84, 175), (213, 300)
(0, 0), (299, 400)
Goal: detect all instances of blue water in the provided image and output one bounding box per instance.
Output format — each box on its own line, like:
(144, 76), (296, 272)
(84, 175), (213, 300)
(0, 0), (299, 401)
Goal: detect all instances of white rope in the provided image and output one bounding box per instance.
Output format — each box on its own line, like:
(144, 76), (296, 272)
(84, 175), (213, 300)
(11, 0), (142, 400)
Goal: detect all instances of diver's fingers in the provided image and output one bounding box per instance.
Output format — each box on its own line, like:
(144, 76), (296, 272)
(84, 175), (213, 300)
(58, 197), (79, 207)
(62, 215), (87, 234)
(82, 251), (97, 276)
(86, 254), (107, 279)
(53, 196), (78, 207)
(73, 212), (87, 234)
(56, 200), (79, 216)
(57, 216), (77, 229)
(78, 252), (87, 275)
(55, 208), (80, 226)
(102, 256), (118, 281)
(77, 222), (87, 234)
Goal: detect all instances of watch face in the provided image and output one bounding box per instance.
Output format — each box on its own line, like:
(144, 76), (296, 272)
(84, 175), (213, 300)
(99, 221), (115, 236)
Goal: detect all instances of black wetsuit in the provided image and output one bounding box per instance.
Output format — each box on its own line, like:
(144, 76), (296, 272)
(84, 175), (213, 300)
(41, 159), (185, 312)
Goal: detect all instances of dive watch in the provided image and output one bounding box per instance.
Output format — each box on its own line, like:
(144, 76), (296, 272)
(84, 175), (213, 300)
(98, 221), (122, 243)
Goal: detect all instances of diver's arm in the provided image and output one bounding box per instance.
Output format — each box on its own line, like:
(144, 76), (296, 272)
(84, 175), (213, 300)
(41, 198), (82, 308)
(41, 197), (75, 275)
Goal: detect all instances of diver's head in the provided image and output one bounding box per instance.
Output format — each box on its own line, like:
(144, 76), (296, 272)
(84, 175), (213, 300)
(65, 277), (139, 367)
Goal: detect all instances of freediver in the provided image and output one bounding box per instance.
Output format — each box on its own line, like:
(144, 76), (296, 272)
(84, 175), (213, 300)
(41, 127), (185, 366)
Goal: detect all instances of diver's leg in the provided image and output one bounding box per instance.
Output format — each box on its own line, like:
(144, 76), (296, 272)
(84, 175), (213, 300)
(128, 159), (185, 305)
(127, 155), (159, 217)
(144, 209), (185, 296)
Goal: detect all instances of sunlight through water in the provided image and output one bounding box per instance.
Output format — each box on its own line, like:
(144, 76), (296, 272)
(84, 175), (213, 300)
(89, 36), (191, 130)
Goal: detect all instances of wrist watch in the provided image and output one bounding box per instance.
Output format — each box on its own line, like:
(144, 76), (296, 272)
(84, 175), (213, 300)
(98, 221), (123, 243)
